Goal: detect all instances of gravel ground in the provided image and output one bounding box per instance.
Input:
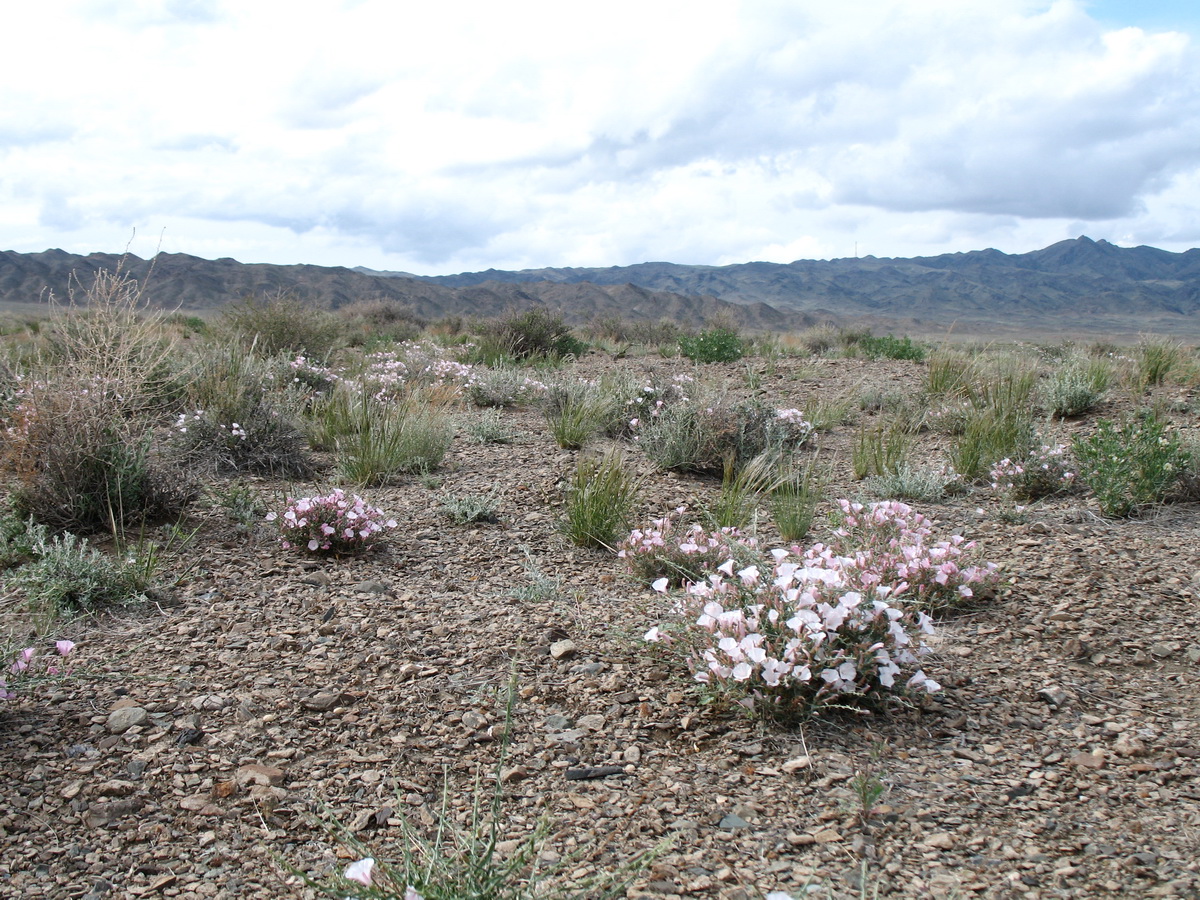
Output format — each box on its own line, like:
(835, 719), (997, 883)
(2, 350), (1199, 900)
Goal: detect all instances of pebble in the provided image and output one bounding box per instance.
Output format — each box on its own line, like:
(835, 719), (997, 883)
(105, 706), (148, 734)
(301, 691), (342, 711)
(549, 639), (578, 660)
(718, 813), (751, 830)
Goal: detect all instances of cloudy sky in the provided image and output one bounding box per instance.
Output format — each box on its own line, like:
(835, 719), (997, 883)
(2, 0), (1198, 275)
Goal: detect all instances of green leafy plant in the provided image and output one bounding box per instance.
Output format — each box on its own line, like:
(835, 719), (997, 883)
(678, 327), (744, 363)
(494, 308), (586, 361)
(562, 449), (639, 549)
(1073, 413), (1187, 516)
(858, 334), (926, 362)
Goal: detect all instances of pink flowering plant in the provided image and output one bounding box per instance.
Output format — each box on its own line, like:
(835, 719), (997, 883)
(819, 499), (1000, 611)
(1, 639), (76, 702)
(990, 443), (1076, 501)
(644, 551), (941, 722)
(619, 508), (758, 587)
(266, 489), (397, 554)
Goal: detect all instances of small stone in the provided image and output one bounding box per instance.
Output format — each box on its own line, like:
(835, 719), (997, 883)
(148, 874), (177, 892)
(301, 692), (341, 711)
(106, 707), (148, 734)
(782, 755), (812, 773)
(500, 766), (529, 784)
(235, 764), (286, 787)
(1114, 733), (1148, 757)
(925, 832), (955, 850)
(96, 780), (137, 797)
(545, 714), (573, 730)
(812, 828), (842, 843)
(352, 579), (390, 594)
(461, 711), (488, 731)
(299, 572), (331, 586)
(576, 714), (605, 732)
(1070, 750), (1105, 769)
(1037, 686), (1068, 707)
(1150, 642), (1179, 659)
(623, 745), (642, 764)
(549, 639), (577, 660)
(179, 796), (225, 816)
(718, 813), (751, 830)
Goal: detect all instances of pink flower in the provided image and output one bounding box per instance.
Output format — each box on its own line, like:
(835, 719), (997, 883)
(55, 640), (75, 656)
(344, 857), (374, 885)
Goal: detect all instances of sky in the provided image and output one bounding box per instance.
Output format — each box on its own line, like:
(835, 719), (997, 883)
(2, 0), (1198, 275)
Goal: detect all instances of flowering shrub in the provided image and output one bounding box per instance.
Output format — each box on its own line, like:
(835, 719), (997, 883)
(2, 640), (75, 701)
(820, 500), (1000, 610)
(645, 552), (940, 721)
(361, 341), (478, 401)
(990, 443), (1076, 500)
(266, 489), (397, 554)
(619, 509), (758, 587)
(644, 499), (1000, 720)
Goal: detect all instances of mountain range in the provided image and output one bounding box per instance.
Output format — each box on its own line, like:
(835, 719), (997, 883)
(3, 236), (1199, 335)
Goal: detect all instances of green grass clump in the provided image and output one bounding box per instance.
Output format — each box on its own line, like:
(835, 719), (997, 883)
(562, 450), (639, 549)
(853, 420), (915, 480)
(540, 382), (617, 450)
(337, 397), (455, 486)
(1134, 337), (1182, 389)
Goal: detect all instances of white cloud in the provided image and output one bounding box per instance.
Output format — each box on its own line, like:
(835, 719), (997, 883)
(0, 0), (1197, 273)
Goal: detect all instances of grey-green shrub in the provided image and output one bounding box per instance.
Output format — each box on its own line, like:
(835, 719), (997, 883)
(13, 532), (151, 612)
(1039, 356), (1112, 418)
(219, 290), (342, 358)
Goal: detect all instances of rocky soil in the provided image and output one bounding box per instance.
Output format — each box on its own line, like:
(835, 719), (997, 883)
(2, 351), (1199, 900)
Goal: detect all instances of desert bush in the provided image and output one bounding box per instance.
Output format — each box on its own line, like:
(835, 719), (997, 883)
(562, 450), (639, 549)
(40, 266), (187, 414)
(3, 379), (196, 533)
(1073, 413), (1187, 516)
(266, 489), (396, 554)
(465, 367), (548, 408)
(219, 290), (343, 358)
(865, 464), (960, 502)
(338, 298), (426, 346)
(493, 308), (586, 361)
(638, 398), (812, 476)
(619, 510), (757, 588)
(0, 502), (48, 569)
(12, 532), (152, 612)
(858, 334), (926, 362)
(1039, 355), (1112, 418)
(989, 443), (1076, 501)
(793, 322), (840, 355)
(678, 327), (744, 363)
(461, 408), (516, 444)
(176, 344), (315, 477)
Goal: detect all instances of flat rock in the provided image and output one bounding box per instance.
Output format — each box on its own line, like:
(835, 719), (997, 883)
(105, 706), (148, 734)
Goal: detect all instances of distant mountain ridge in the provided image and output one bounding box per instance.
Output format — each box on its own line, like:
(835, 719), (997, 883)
(3, 236), (1199, 335)
(403, 237), (1200, 326)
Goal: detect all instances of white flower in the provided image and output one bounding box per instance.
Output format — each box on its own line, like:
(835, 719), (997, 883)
(344, 858), (374, 885)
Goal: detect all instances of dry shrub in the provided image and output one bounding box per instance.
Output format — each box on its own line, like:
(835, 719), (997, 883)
(338, 298), (427, 346)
